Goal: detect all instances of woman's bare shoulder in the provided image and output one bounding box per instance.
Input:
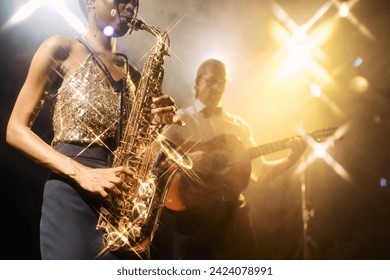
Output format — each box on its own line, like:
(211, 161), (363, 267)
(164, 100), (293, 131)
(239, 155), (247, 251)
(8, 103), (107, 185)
(38, 35), (80, 61)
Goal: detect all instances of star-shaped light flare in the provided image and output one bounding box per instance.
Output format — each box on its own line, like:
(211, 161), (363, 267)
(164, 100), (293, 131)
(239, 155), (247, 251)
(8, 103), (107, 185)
(294, 123), (352, 183)
(134, 14), (186, 66)
(2, 0), (86, 34)
(271, 1), (333, 61)
(330, 0), (376, 41)
(270, 1), (335, 85)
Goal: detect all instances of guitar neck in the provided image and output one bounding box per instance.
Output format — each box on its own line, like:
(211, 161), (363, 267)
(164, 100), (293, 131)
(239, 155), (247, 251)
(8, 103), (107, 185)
(225, 127), (336, 166)
(228, 138), (292, 165)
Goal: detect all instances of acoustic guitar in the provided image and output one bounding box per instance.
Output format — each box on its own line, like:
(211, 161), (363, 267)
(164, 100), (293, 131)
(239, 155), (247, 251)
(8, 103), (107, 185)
(164, 127), (337, 211)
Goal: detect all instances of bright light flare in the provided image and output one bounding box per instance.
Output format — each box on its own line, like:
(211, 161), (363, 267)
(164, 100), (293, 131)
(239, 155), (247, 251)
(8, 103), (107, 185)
(3, 0), (46, 29)
(276, 43), (314, 77)
(133, 14), (186, 67)
(273, 36), (333, 85)
(339, 3), (350, 17)
(104, 26), (115, 37)
(270, 2), (334, 85)
(353, 57), (363, 68)
(310, 83), (322, 98)
(313, 143), (326, 158)
(295, 124), (352, 183)
(331, 0), (376, 40)
(350, 75), (369, 94)
(49, 0), (87, 34)
(2, 0), (87, 34)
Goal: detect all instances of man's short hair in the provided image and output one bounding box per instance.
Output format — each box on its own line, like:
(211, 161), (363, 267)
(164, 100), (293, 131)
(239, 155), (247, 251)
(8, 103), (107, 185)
(196, 59), (226, 80)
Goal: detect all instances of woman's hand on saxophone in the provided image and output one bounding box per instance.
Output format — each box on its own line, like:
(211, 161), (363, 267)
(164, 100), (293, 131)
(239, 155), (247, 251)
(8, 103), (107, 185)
(71, 165), (133, 199)
(151, 95), (185, 127)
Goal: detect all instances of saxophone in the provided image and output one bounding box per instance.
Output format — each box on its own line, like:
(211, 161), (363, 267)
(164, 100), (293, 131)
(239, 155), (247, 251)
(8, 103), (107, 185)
(96, 19), (191, 255)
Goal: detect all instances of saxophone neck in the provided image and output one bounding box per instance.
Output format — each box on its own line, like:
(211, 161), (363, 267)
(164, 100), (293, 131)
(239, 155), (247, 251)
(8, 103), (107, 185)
(128, 19), (170, 50)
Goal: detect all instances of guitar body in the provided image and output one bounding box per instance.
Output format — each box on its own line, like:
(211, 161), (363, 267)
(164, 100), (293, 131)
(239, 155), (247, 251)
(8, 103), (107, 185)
(164, 127), (337, 211)
(164, 134), (252, 211)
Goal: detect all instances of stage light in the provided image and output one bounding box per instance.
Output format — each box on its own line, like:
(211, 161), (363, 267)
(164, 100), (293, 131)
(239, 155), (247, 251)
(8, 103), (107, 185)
(313, 143), (326, 158)
(3, 0), (45, 28)
(3, 0), (87, 34)
(295, 124), (352, 183)
(353, 57), (363, 68)
(331, 0), (375, 40)
(350, 75), (369, 94)
(270, 2), (334, 85)
(310, 83), (322, 98)
(380, 178), (388, 188)
(339, 2), (350, 18)
(104, 26), (115, 37)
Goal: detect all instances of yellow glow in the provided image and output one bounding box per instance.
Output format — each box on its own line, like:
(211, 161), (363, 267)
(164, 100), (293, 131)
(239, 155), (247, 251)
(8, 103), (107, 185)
(333, 0), (376, 40)
(314, 143), (326, 158)
(339, 3), (350, 17)
(350, 75), (369, 94)
(256, 12), (337, 134)
(310, 84), (322, 98)
(271, 22), (290, 47)
(271, 19), (334, 85)
(310, 20), (336, 56)
(291, 27), (307, 44)
(276, 42), (314, 78)
(294, 125), (352, 183)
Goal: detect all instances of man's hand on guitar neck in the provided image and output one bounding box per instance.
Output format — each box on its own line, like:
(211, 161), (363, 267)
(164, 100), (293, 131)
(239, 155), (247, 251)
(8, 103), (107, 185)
(286, 137), (307, 164)
(256, 137), (307, 184)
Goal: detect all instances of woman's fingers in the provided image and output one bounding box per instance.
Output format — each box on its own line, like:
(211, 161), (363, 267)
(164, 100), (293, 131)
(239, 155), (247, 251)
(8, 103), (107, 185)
(102, 185), (122, 198)
(152, 95), (175, 107)
(172, 114), (186, 127)
(113, 166), (134, 178)
(151, 105), (177, 114)
(151, 95), (185, 126)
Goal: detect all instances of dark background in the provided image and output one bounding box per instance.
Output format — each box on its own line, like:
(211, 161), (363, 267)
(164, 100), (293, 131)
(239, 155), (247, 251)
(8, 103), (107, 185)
(1, 0), (390, 259)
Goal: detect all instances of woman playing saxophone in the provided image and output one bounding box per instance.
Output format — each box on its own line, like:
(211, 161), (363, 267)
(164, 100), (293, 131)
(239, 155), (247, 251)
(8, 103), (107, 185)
(6, 0), (181, 259)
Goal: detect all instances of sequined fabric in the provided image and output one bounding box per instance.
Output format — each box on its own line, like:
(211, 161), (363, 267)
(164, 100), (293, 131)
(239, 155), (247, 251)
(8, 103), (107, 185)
(51, 55), (134, 148)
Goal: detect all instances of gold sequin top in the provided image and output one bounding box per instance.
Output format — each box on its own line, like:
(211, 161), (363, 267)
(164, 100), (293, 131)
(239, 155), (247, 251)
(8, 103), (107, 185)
(51, 55), (135, 148)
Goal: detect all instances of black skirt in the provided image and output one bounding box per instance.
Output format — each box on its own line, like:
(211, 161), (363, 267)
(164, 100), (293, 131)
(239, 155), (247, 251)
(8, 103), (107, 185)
(39, 143), (144, 260)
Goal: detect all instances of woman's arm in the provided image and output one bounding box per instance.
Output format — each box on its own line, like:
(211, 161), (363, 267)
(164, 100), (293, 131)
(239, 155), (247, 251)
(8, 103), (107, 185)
(6, 36), (130, 198)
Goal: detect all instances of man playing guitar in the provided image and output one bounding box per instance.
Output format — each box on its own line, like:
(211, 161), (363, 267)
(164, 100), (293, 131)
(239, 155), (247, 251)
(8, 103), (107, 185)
(158, 59), (306, 260)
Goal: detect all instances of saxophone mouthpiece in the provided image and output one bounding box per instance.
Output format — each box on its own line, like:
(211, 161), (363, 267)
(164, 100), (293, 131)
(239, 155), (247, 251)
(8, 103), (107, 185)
(127, 18), (145, 31)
